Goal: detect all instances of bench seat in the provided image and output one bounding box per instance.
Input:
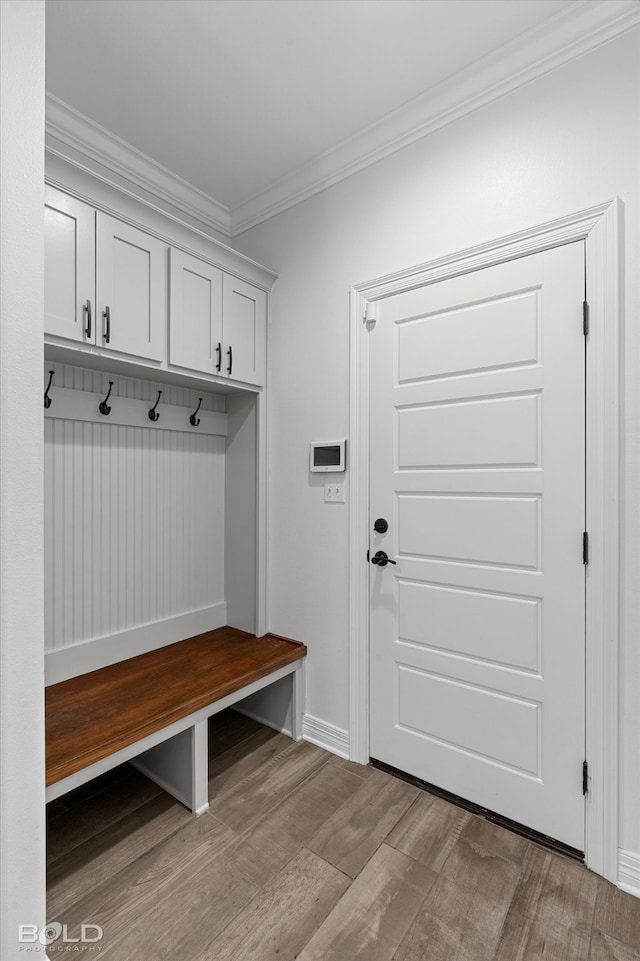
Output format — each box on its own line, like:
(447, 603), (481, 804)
(46, 627), (307, 814)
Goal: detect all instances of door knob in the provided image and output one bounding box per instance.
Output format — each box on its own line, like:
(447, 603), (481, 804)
(373, 518), (388, 533)
(371, 550), (396, 567)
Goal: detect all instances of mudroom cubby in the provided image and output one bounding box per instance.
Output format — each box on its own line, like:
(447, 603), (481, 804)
(41, 159), (305, 823)
(42, 355), (306, 814)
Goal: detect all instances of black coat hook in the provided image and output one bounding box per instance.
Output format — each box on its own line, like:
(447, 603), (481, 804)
(189, 397), (203, 427)
(44, 370), (54, 409)
(148, 389), (162, 422)
(99, 381), (113, 416)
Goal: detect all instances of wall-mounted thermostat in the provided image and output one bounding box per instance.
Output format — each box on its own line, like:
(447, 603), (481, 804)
(310, 440), (346, 472)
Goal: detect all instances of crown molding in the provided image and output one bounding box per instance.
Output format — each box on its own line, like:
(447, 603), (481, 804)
(45, 0), (640, 240)
(230, 0), (640, 235)
(45, 93), (232, 237)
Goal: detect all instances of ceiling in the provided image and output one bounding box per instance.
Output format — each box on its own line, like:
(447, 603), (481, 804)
(44, 0), (639, 234)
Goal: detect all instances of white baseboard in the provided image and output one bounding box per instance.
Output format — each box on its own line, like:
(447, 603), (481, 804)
(45, 603), (227, 684)
(619, 849), (640, 899)
(302, 713), (350, 759)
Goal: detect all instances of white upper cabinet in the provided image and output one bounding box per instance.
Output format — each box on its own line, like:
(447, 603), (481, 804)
(45, 185), (270, 385)
(45, 188), (166, 363)
(169, 249), (223, 374)
(96, 213), (166, 362)
(169, 250), (266, 387)
(222, 275), (267, 387)
(44, 186), (95, 343)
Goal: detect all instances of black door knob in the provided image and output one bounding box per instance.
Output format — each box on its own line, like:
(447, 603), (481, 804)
(373, 518), (388, 533)
(371, 550), (396, 567)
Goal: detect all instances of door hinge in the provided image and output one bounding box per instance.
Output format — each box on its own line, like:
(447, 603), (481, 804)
(583, 300), (589, 337)
(583, 760), (589, 796)
(366, 548), (370, 563)
(583, 531), (589, 565)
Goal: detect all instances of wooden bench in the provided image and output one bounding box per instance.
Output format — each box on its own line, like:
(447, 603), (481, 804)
(46, 627), (307, 815)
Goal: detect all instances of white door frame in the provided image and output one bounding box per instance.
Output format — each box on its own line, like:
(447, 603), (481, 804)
(348, 200), (621, 882)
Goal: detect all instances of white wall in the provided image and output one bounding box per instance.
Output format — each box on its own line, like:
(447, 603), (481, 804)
(234, 31), (640, 857)
(0, 1), (47, 956)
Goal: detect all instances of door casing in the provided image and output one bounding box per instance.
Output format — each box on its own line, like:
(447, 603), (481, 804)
(348, 200), (621, 882)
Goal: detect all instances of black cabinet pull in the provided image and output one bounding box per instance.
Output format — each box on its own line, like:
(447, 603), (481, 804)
(84, 299), (92, 340)
(227, 345), (233, 376)
(215, 342), (222, 372)
(103, 305), (111, 344)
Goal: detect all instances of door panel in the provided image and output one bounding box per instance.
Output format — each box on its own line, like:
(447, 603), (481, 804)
(396, 288), (540, 383)
(369, 242), (585, 849)
(397, 393), (540, 469)
(397, 581), (540, 672)
(397, 494), (540, 569)
(396, 666), (540, 775)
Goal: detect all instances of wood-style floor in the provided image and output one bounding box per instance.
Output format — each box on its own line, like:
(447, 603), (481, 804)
(47, 710), (640, 960)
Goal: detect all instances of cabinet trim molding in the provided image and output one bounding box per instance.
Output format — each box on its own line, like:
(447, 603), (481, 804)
(46, 92), (232, 237)
(45, 158), (276, 290)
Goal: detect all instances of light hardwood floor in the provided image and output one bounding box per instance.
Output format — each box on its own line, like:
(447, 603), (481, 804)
(47, 710), (640, 960)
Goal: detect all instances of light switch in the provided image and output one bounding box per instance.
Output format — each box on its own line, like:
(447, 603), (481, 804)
(324, 482), (345, 503)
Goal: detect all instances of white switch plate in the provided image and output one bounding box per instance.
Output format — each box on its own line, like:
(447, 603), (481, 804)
(324, 482), (345, 503)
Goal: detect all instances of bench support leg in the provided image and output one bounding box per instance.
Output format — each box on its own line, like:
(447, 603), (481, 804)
(291, 661), (305, 741)
(131, 720), (210, 815)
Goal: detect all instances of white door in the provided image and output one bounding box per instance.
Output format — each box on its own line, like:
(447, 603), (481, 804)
(222, 275), (267, 386)
(44, 186), (95, 343)
(369, 243), (586, 849)
(169, 249), (223, 374)
(96, 212), (166, 362)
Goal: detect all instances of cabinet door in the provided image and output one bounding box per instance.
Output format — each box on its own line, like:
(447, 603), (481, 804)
(169, 249), (223, 374)
(45, 186), (95, 343)
(96, 213), (166, 362)
(222, 275), (267, 386)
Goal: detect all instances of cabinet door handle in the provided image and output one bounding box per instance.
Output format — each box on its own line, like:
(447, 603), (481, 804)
(215, 342), (222, 372)
(103, 305), (111, 344)
(227, 345), (233, 376)
(83, 299), (92, 340)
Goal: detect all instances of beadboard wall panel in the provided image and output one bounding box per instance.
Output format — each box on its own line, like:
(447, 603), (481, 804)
(44, 365), (227, 666)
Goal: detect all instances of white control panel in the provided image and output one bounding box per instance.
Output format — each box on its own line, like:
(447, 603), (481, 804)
(310, 440), (346, 472)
